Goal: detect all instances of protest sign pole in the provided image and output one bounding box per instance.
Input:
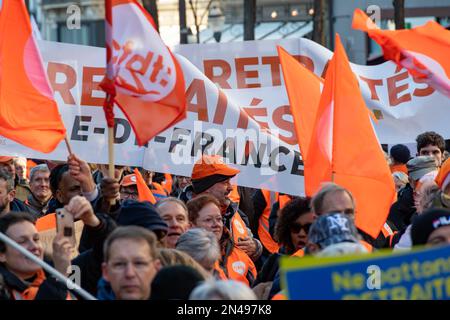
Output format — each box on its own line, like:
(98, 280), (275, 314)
(64, 136), (73, 155)
(0, 231), (97, 300)
(101, 0), (117, 205)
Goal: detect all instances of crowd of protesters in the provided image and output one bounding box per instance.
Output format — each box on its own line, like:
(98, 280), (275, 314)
(0, 130), (449, 300)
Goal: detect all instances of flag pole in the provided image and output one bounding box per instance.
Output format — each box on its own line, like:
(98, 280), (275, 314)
(64, 136), (73, 155)
(0, 231), (97, 300)
(102, 0), (117, 205)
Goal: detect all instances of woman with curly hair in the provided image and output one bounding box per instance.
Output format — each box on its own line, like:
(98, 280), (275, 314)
(274, 197), (316, 255)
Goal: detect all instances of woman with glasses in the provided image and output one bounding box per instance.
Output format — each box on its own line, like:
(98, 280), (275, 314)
(187, 194), (257, 287)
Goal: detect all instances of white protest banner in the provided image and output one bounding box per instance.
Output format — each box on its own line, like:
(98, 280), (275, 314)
(0, 38), (448, 196)
(175, 38), (450, 144)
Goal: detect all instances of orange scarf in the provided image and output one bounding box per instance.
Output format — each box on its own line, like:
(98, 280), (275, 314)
(15, 269), (46, 300)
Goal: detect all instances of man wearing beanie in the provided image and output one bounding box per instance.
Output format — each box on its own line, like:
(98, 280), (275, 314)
(116, 200), (168, 239)
(388, 156), (438, 231)
(411, 208), (450, 246)
(189, 155), (263, 261)
(390, 144), (411, 174)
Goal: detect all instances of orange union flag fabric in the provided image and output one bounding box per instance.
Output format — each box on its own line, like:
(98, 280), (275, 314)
(102, 0), (186, 146)
(306, 34), (396, 239)
(133, 168), (157, 204)
(278, 46), (323, 196)
(0, 0), (66, 153)
(352, 8), (450, 98)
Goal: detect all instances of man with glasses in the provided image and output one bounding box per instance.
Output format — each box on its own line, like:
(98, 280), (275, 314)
(311, 183), (396, 250)
(101, 226), (162, 300)
(119, 174), (139, 201)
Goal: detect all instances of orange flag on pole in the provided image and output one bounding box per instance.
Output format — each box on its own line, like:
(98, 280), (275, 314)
(305, 34), (396, 239)
(0, 0), (66, 153)
(101, 0), (186, 146)
(278, 46), (323, 196)
(133, 168), (157, 204)
(352, 8), (450, 97)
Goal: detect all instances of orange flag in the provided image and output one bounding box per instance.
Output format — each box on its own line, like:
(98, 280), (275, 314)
(352, 8), (450, 97)
(101, 0), (186, 146)
(133, 168), (157, 204)
(0, 0), (66, 153)
(278, 46), (323, 196)
(306, 34), (396, 239)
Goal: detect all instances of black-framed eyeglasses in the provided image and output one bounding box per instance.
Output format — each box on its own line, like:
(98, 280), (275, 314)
(290, 223), (312, 234)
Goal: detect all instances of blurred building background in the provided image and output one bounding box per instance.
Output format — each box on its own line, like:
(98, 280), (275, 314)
(27, 0), (450, 64)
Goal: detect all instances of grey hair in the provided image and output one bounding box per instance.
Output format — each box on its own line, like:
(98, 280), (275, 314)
(175, 228), (220, 271)
(311, 183), (355, 215)
(315, 242), (368, 257)
(190, 280), (257, 300)
(155, 196), (188, 213)
(29, 164), (50, 182)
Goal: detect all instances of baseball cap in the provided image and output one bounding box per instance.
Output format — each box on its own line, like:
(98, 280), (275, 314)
(0, 156), (14, 163)
(121, 174), (137, 187)
(308, 213), (360, 249)
(191, 155), (240, 181)
(411, 208), (450, 245)
(407, 156), (438, 181)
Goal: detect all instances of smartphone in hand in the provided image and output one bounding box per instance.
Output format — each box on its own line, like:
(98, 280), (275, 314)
(56, 208), (77, 248)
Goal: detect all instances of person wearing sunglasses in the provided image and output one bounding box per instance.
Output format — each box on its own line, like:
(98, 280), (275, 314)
(252, 197), (315, 299)
(274, 197), (315, 256)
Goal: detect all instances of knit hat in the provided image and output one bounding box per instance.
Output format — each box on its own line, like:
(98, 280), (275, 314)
(411, 208), (450, 245)
(191, 155), (239, 194)
(117, 200), (168, 238)
(407, 156), (438, 181)
(150, 265), (205, 300)
(308, 213), (360, 249)
(390, 144), (411, 164)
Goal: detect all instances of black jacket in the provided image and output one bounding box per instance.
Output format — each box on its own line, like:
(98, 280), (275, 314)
(72, 213), (117, 296)
(0, 264), (68, 300)
(10, 198), (32, 214)
(388, 184), (416, 231)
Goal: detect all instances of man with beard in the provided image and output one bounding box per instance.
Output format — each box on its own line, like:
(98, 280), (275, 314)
(189, 155), (262, 262)
(0, 171), (30, 218)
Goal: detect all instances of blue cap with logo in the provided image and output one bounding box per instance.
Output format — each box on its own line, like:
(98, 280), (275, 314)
(308, 212), (360, 248)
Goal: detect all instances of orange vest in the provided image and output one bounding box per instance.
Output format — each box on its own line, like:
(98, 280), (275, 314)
(390, 163), (408, 174)
(26, 159), (38, 180)
(35, 213), (56, 231)
(360, 240), (373, 252)
(230, 212), (250, 244)
(214, 247), (257, 286)
(292, 248), (305, 257)
(151, 182), (168, 201)
(162, 173), (173, 195)
(271, 292), (288, 300)
(381, 222), (394, 238)
(258, 190), (282, 254)
(229, 185), (240, 204)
